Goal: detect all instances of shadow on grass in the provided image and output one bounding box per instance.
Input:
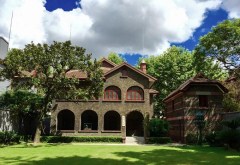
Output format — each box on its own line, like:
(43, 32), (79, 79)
(0, 146), (239, 165)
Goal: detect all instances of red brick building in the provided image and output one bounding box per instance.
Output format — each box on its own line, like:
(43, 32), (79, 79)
(163, 73), (228, 143)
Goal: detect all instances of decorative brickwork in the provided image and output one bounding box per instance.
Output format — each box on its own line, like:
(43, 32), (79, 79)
(164, 73), (228, 143)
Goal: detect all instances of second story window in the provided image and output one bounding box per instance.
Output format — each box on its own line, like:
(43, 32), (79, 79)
(104, 86), (121, 100)
(199, 95), (208, 107)
(127, 86), (144, 101)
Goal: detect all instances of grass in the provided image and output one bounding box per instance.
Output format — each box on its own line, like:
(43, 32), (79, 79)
(0, 143), (240, 165)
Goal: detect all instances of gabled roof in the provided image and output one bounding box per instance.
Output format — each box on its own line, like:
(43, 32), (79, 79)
(15, 58), (157, 83)
(163, 73), (228, 102)
(0, 36), (8, 44)
(99, 57), (117, 67)
(104, 62), (157, 82)
(66, 70), (87, 79)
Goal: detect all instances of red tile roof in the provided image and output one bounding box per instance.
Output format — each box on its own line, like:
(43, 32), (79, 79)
(163, 73), (228, 102)
(65, 70), (87, 79)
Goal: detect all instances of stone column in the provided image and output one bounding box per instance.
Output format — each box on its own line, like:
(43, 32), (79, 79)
(122, 115), (126, 143)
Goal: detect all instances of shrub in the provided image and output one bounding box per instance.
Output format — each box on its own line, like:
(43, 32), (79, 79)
(186, 133), (198, 144)
(0, 131), (20, 145)
(205, 132), (222, 147)
(218, 130), (240, 150)
(149, 118), (169, 137)
(146, 137), (171, 144)
(40, 136), (122, 143)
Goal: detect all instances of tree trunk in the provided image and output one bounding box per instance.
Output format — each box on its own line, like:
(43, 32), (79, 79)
(33, 120), (41, 144)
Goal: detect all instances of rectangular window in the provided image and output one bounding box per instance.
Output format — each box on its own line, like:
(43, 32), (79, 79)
(172, 100), (175, 111)
(199, 95), (208, 107)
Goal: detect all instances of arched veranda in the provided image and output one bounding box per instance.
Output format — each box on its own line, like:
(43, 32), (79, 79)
(57, 109), (75, 130)
(81, 110), (98, 130)
(104, 110), (121, 130)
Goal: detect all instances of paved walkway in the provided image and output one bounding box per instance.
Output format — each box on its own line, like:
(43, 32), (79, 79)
(69, 143), (185, 146)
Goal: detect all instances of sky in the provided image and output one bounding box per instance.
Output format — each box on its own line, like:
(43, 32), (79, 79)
(0, 0), (240, 65)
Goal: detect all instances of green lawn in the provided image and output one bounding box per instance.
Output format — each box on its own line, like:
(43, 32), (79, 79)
(0, 144), (240, 165)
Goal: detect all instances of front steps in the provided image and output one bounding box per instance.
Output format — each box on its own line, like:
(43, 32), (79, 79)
(125, 136), (144, 144)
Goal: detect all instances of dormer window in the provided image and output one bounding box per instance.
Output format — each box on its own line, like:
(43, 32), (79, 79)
(121, 68), (128, 77)
(104, 86), (121, 100)
(127, 86), (144, 101)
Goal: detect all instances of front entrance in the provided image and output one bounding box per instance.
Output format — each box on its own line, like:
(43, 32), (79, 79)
(126, 111), (144, 136)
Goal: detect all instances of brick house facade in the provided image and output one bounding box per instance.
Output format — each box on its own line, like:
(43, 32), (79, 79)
(163, 73), (228, 143)
(50, 58), (158, 141)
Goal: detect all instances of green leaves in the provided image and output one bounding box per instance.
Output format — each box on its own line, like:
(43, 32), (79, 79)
(2, 41), (103, 101)
(0, 90), (43, 116)
(107, 52), (124, 64)
(141, 46), (225, 115)
(195, 19), (240, 77)
(0, 41), (104, 142)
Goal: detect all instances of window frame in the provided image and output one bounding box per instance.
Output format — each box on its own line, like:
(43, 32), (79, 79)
(199, 95), (208, 107)
(104, 86), (121, 101)
(126, 86), (144, 101)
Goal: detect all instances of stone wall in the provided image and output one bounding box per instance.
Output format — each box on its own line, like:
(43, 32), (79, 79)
(51, 66), (154, 137)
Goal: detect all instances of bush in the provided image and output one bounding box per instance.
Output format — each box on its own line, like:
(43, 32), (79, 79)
(0, 131), (20, 145)
(186, 133), (198, 144)
(146, 137), (171, 144)
(218, 130), (240, 150)
(205, 132), (222, 147)
(215, 118), (240, 150)
(149, 118), (169, 137)
(40, 136), (122, 143)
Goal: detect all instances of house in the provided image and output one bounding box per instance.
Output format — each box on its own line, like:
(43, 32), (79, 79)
(50, 58), (158, 142)
(163, 73), (228, 143)
(0, 36), (11, 132)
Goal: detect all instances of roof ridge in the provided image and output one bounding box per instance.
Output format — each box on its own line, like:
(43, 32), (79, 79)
(104, 62), (157, 81)
(99, 57), (117, 67)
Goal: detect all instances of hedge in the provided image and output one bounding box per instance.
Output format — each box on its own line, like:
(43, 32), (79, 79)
(146, 137), (171, 144)
(40, 136), (122, 143)
(0, 131), (20, 145)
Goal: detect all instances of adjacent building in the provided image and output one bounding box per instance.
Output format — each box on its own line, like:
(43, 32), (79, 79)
(163, 73), (228, 143)
(0, 36), (11, 131)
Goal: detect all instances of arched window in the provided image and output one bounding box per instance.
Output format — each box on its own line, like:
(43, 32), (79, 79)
(127, 86), (144, 100)
(104, 86), (121, 100)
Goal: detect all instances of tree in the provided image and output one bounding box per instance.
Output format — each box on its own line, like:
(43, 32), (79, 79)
(223, 79), (240, 112)
(194, 19), (240, 77)
(141, 46), (226, 116)
(0, 90), (43, 139)
(0, 41), (104, 143)
(107, 52), (124, 64)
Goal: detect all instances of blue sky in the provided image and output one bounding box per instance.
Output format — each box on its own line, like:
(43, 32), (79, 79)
(1, 0), (240, 66)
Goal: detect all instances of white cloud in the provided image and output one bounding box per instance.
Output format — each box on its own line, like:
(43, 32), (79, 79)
(0, 0), (223, 58)
(221, 0), (240, 18)
(0, 0), (46, 48)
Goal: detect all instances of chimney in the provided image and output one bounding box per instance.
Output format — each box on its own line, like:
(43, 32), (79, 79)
(140, 59), (147, 73)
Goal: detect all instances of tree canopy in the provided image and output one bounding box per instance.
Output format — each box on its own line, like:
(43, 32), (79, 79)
(107, 52), (124, 64)
(194, 19), (240, 77)
(0, 41), (104, 143)
(141, 46), (226, 116)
